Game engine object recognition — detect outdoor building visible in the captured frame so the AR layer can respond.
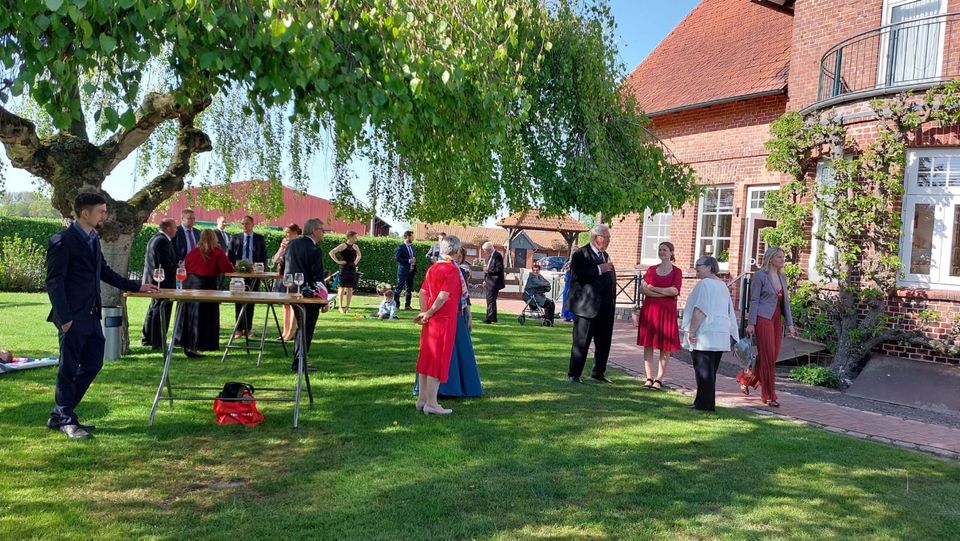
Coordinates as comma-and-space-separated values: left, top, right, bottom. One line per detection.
153, 180, 391, 236
621, 0, 960, 364
413, 222, 570, 268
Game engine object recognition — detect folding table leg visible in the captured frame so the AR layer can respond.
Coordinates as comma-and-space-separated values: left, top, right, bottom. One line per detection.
150, 300, 184, 426
221, 304, 248, 363
270, 304, 288, 357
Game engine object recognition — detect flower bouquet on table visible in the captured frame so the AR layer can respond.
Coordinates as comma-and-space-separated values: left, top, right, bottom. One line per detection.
234, 259, 253, 273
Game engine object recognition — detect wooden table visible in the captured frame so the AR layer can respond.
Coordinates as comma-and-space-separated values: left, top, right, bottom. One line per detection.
224, 271, 287, 364
127, 289, 328, 429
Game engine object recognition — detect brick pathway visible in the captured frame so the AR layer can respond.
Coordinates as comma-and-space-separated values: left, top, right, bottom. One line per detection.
494, 298, 960, 459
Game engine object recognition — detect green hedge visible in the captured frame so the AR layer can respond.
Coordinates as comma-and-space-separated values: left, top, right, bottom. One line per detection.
0, 216, 431, 292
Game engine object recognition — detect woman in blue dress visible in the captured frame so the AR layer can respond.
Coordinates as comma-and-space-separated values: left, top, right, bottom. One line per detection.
414, 247, 483, 398
560, 259, 575, 322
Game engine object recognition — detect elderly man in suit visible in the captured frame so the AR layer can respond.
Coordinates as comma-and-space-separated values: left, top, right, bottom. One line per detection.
141, 218, 178, 348
566, 224, 616, 384
284, 218, 327, 372
394, 230, 417, 310
173, 208, 200, 262
45, 192, 159, 439
481, 242, 505, 323
228, 215, 268, 338
215, 215, 231, 250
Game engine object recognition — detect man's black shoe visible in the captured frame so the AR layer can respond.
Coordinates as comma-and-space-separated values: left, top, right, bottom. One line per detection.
590, 375, 613, 384
568, 376, 584, 384
59, 424, 92, 440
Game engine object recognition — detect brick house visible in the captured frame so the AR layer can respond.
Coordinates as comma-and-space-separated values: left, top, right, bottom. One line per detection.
413, 222, 571, 267
620, 0, 960, 364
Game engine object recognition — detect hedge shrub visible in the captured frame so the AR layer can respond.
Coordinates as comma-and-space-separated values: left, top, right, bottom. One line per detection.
0, 234, 47, 291
0, 216, 432, 293
789, 364, 840, 388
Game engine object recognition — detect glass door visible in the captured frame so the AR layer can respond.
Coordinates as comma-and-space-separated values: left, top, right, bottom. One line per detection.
882, 0, 946, 86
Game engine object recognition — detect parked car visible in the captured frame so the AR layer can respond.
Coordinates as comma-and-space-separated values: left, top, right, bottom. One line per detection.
536, 256, 567, 271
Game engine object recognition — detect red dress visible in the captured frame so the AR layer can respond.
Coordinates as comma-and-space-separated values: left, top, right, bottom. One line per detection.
737, 290, 783, 402
416, 261, 463, 382
637, 265, 682, 352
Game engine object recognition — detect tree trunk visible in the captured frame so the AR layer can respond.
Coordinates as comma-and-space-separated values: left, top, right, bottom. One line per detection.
101, 232, 136, 355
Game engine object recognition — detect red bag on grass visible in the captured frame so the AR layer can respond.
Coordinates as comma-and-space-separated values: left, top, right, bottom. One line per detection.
213, 382, 264, 427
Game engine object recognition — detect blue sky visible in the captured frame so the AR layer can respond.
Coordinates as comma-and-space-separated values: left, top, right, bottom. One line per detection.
2, 1, 700, 227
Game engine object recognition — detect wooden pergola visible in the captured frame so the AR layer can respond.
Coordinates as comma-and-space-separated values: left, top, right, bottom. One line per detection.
496, 209, 588, 267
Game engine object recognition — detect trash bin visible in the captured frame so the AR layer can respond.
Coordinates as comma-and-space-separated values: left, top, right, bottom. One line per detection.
102, 306, 124, 361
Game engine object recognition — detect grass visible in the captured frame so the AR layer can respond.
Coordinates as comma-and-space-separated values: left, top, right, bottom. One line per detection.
1, 291, 959, 540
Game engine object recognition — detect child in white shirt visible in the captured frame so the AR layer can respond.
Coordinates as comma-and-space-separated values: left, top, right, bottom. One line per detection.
376, 290, 399, 320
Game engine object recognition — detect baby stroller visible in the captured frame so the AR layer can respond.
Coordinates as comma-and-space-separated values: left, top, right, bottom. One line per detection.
518, 292, 553, 326
324, 271, 341, 310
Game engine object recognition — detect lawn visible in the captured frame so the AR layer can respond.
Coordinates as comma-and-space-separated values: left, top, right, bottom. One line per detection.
1, 292, 959, 540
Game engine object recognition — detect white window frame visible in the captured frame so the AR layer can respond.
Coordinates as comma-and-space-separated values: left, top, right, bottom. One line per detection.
878, 0, 947, 88
640, 209, 673, 265
898, 148, 960, 290
695, 185, 735, 271
809, 160, 840, 282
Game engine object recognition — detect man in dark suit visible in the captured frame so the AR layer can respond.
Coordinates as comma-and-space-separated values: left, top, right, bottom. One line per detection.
566, 224, 616, 384
215, 215, 231, 250
45, 192, 159, 439
228, 215, 268, 337
481, 242, 505, 323
394, 230, 417, 310
173, 208, 200, 262
284, 218, 327, 372
140, 218, 178, 348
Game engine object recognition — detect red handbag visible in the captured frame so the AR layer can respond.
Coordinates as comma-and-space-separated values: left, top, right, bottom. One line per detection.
213, 382, 264, 427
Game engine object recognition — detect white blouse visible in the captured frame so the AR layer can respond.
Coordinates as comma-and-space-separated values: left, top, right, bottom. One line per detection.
681, 278, 740, 352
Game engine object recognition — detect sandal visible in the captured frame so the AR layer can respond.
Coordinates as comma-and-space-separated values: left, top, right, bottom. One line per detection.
768, 400, 780, 407
643, 378, 654, 389
651, 379, 663, 391
739, 384, 749, 396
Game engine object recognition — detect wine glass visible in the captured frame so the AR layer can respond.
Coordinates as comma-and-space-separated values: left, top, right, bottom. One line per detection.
283, 273, 294, 294
176, 266, 187, 283
294, 272, 304, 295
152, 268, 165, 287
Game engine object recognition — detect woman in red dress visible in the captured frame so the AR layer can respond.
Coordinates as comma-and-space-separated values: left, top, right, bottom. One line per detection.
637, 242, 682, 390
737, 246, 797, 407
415, 235, 464, 415
178, 229, 234, 357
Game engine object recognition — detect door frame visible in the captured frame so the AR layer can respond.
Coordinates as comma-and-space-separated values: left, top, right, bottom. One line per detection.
877, 0, 947, 88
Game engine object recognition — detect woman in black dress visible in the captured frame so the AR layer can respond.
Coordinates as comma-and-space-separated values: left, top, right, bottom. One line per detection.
177, 229, 235, 357
329, 230, 362, 313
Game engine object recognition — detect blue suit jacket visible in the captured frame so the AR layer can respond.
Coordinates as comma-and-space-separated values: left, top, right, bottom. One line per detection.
46, 225, 141, 328
174, 225, 201, 262
395, 243, 416, 272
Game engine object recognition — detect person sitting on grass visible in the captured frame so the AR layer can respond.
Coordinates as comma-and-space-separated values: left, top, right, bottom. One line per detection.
0, 350, 11, 363
376, 290, 399, 320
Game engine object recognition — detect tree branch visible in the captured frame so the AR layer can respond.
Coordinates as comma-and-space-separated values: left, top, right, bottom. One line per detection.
98, 92, 209, 175
126, 117, 212, 224
0, 104, 44, 176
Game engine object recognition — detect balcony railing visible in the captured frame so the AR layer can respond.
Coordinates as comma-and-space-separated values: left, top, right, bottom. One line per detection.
817, 12, 960, 104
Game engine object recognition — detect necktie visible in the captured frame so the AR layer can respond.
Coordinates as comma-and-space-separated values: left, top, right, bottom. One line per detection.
186, 229, 194, 251
244, 235, 251, 260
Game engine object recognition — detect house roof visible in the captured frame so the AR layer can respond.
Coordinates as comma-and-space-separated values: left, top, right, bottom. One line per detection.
495, 209, 587, 233
623, 0, 793, 116
414, 223, 569, 251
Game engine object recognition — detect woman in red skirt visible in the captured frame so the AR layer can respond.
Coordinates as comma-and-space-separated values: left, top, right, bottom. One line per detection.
737, 246, 797, 407
414, 236, 464, 415
637, 242, 682, 390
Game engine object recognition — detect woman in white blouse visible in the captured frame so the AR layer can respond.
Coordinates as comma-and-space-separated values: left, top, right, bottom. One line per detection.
681, 256, 740, 411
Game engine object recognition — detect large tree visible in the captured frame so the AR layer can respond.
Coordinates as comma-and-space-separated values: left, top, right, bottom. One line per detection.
0, 0, 697, 349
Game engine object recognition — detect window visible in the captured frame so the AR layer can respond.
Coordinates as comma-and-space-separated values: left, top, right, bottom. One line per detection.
881, 0, 946, 87
809, 161, 839, 282
900, 149, 960, 289
640, 210, 672, 264
695, 185, 734, 270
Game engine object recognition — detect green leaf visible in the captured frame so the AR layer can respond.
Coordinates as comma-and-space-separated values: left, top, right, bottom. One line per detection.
120, 110, 136, 129
44, 0, 63, 12
33, 14, 50, 31
99, 34, 117, 53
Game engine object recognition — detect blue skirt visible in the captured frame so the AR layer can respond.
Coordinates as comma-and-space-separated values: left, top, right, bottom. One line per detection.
413, 309, 484, 398
560, 270, 574, 321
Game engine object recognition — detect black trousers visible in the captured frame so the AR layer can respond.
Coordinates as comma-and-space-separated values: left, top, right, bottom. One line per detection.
50, 317, 104, 427
692, 350, 723, 411
141, 298, 172, 348
234, 278, 261, 332
292, 305, 320, 371
541, 299, 556, 322
395, 267, 414, 308
567, 307, 614, 378
485, 286, 500, 322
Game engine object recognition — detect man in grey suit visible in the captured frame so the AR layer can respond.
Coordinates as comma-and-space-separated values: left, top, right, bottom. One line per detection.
284, 218, 327, 372
141, 218, 178, 348
215, 215, 231, 250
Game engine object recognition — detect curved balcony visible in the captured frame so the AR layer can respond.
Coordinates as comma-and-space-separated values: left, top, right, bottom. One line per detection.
813, 12, 960, 112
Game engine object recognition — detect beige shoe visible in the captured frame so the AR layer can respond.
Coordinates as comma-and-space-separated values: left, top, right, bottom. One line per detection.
423, 405, 453, 415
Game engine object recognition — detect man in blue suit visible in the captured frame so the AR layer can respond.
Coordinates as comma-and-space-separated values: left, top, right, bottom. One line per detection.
394, 230, 417, 310
45, 192, 159, 439
173, 208, 200, 262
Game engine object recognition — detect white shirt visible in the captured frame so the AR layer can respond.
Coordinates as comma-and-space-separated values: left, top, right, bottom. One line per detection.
681, 278, 739, 351
590, 243, 606, 275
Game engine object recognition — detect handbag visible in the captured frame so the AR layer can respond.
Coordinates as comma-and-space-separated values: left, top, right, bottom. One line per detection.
213, 382, 264, 427
733, 337, 758, 371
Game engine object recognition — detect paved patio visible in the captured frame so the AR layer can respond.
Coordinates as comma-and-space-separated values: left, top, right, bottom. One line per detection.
494, 297, 960, 459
